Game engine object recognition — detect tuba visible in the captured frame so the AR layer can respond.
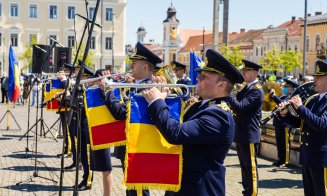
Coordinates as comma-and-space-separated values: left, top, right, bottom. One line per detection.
260, 81, 317, 126
262, 81, 282, 111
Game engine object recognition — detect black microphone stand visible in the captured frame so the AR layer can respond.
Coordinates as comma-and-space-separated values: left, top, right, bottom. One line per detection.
13, 76, 39, 157
16, 40, 60, 186
16, 77, 58, 185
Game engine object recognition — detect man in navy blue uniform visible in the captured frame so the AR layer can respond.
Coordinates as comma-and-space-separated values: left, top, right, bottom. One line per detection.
280, 60, 327, 195
227, 59, 263, 196
101, 42, 162, 196
270, 79, 298, 167
142, 49, 244, 195
173, 61, 192, 86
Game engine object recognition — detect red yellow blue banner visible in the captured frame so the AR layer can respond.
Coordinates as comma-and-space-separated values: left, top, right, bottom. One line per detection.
124, 96, 183, 192
8, 45, 21, 103
44, 79, 66, 112
84, 88, 126, 150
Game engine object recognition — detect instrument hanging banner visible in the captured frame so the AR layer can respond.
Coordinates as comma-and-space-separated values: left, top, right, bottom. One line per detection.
84, 88, 126, 150
44, 79, 66, 112
124, 96, 183, 192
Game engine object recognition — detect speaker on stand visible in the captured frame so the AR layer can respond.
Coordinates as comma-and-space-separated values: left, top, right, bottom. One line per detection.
32, 44, 52, 74
54, 47, 72, 72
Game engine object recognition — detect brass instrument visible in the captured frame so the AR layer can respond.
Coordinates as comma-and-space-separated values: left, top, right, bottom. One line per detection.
153, 65, 183, 95
79, 72, 131, 85
262, 81, 282, 111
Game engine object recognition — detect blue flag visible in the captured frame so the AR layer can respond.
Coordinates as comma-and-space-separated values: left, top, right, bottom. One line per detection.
189, 52, 203, 85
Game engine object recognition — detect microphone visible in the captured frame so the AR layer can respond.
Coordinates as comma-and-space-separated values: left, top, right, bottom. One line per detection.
34, 45, 47, 53
75, 14, 102, 28
49, 36, 65, 47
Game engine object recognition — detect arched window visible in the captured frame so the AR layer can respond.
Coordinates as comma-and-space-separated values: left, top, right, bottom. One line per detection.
306, 36, 309, 52
315, 34, 321, 51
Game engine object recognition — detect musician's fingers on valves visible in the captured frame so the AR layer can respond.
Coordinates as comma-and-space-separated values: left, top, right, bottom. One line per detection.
57, 71, 67, 80
279, 101, 289, 116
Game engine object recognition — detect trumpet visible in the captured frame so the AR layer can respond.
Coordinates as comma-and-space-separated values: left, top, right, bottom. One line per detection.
102, 82, 190, 97
79, 72, 131, 84
41, 72, 70, 77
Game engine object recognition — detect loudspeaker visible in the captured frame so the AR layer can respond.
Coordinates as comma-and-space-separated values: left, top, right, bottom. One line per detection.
32, 44, 52, 73
54, 47, 72, 72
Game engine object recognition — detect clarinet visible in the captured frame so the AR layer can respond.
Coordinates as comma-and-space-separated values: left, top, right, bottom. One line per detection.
40, 91, 64, 108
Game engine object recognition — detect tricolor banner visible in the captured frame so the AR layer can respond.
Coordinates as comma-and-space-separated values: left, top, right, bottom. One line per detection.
84, 87, 126, 150
124, 96, 183, 192
44, 79, 66, 112
7, 45, 21, 103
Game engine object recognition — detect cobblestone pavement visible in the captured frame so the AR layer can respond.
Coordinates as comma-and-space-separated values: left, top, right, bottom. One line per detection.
0, 103, 303, 195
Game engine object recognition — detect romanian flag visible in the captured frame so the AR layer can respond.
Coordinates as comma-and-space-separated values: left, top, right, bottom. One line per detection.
44, 79, 66, 112
7, 45, 21, 103
84, 87, 126, 150
124, 96, 183, 191
189, 52, 204, 85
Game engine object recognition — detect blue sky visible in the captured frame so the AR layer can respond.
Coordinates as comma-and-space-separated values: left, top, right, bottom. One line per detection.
125, 0, 327, 45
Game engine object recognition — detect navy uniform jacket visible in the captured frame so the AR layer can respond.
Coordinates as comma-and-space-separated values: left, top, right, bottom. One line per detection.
283, 93, 327, 167
228, 81, 264, 143
176, 76, 192, 85
148, 98, 235, 196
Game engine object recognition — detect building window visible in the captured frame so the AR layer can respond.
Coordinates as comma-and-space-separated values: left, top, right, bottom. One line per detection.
281, 46, 284, 51
68, 36, 75, 48
306, 36, 309, 52
88, 7, 95, 20
0, 33, 2, 46
49, 35, 57, 45
106, 8, 113, 21
90, 36, 96, 49
29, 34, 37, 46
29, 4, 37, 18
50, 5, 57, 19
105, 37, 112, 50
68, 6, 75, 19
10, 3, 19, 17
260, 48, 263, 56
11, 33, 18, 47
315, 35, 321, 51
255, 47, 258, 56
294, 45, 298, 51
0, 3, 2, 16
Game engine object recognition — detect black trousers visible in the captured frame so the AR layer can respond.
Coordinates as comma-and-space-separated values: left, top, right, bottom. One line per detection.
236, 143, 259, 196
302, 166, 327, 196
1, 88, 8, 102
275, 122, 291, 164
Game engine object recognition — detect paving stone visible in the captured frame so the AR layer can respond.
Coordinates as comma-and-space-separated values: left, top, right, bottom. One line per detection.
0, 103, 303, 195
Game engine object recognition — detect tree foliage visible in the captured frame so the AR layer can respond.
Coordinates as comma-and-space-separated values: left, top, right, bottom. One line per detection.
19, 36, 37, 70
219, 44, 245, 68
259, 47, 283, 72
72, 43, 95, 69
280, 50, 302, 73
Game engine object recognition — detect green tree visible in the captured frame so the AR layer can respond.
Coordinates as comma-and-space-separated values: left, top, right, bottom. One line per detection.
219, 44, 245, 68
259, 47, 283, 73
19, 36, 37, 70
72, 43, 95, 69
280, 50, 302, 73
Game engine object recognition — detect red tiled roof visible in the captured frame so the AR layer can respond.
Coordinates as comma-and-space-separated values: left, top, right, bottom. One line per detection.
230, 29, 266, 45
179, 31, 244, 53
277, 19, 302, 36
179, 29, 212, 46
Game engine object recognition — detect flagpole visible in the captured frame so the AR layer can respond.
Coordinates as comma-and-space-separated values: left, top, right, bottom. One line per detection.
7, 102, 10, 130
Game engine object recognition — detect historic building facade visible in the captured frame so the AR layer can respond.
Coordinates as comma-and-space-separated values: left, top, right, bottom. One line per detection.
301, 12, 327, 74
0, 0, 126, 75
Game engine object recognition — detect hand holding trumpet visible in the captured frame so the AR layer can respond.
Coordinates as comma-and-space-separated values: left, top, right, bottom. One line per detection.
142, 76, 170, 103
278, 95, 302, 116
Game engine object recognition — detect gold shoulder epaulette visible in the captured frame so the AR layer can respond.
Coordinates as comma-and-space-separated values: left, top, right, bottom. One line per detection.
217, 101, 232, 113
